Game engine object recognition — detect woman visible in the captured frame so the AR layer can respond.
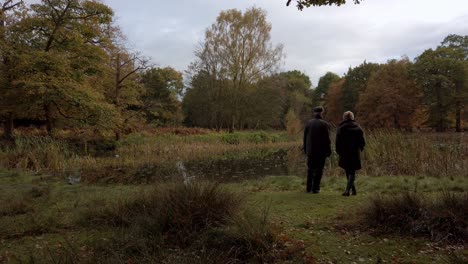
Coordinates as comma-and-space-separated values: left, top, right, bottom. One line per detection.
335, 111, 365, 196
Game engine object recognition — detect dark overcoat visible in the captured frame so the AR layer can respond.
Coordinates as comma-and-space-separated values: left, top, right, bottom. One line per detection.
335, 119, 365, 170
303, 115, 332, 158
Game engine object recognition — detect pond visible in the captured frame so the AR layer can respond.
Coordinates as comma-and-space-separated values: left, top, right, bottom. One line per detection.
180, 148, 308, 182
77, 147, 309, 184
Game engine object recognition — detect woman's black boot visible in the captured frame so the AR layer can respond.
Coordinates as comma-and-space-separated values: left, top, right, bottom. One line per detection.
342, 181, 352, 196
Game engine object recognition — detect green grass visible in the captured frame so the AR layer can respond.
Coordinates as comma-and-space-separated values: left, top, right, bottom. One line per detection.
0, 131, 467, 262
234, 176, 467, 263
0, 168, 466, 263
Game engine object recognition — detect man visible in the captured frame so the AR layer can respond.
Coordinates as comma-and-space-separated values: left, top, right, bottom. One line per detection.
335, 111, 365, 196
303, 106, 331, 193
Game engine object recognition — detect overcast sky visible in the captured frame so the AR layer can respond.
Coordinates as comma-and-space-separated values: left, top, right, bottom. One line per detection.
48, 0, 468, 85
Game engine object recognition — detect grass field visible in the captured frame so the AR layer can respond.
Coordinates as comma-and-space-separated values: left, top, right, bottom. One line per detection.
239, 176, 467, 263
0, 130, 467, 263
0, 170, 466, 263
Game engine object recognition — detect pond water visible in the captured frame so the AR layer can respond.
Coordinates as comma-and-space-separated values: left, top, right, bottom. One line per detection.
181, 148, 307, 182
78, 147, 310, 184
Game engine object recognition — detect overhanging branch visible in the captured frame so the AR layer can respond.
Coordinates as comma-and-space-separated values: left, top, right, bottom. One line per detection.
287, 0, 361, 10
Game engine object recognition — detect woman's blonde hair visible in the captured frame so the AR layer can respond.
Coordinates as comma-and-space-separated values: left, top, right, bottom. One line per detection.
343, 111, 354, 120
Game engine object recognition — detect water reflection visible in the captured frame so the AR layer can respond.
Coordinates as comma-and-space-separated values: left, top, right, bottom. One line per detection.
183, 148, 307, 182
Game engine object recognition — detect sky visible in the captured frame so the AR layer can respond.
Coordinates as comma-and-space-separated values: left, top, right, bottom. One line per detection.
30, 0, 468, 86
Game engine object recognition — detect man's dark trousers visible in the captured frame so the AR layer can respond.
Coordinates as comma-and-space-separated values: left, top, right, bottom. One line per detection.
307, 155, 326, 193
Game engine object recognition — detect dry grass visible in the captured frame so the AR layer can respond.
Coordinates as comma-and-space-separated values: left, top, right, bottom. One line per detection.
360, 192, 468, 244
75, 181, 306, 263
84, 181, 244, 246
0, 130, 466, 183
359, 131, 467, 177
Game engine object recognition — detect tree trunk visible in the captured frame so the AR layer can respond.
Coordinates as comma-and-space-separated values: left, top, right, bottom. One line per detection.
44, 104, 53, 135
455, 103, 461, 132
230, 118, 235, 133
3, 112, 14, 139
436, 117, 444, 132
114, 54, 121, 141
393, 114, 400, 130
435, 82, 444, 132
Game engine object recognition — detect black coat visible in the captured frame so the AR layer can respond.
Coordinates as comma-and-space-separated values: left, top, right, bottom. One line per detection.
336, 120, 365, 170
303, 115, 332, 158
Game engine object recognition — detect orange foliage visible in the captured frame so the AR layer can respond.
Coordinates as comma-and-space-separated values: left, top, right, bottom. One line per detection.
357, 60, 422, 130
324, 79, 345, 127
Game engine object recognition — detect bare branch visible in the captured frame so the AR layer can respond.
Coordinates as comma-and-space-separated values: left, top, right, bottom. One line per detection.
44, 0, 60, 20
118, 65, 147, 85
2, 0, 22, 11
51, 100, 74, 119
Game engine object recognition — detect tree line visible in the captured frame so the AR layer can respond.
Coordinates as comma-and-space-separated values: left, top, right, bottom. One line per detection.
182, 6, 467, 132
320, 34, 467, 132
1, 2, 466, 139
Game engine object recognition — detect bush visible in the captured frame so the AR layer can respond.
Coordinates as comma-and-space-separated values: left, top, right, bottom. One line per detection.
0, 136, 73, 172
286, 109, 302, 135
248, 131, 270, 144
0, 199, 30, 217
193, 209, 310, 263
428, 192, 468, 242
361, 192, 468, 243
82, 181, 308, 263
85, 181, 243, 246
221, 133, 241, 145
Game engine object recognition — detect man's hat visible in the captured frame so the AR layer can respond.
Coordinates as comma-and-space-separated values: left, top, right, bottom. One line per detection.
313, 106, 324, 113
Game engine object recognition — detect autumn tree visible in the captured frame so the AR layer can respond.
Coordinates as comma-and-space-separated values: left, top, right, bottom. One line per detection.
357, 59, 422, 130
276, 70, 313, 125
341, 61, 380, 113
183, 70, 231, 129
324, 79, 344, 126
189, 7, 283, 131
99, 46, 149, 140
313, 71, 340, 106
243, 78, 283, 129
439, 34, 468, 132
12, 0, 116, 135
141, 67, 183, 126
414, 43, 466, 132
183, 71, 283, 130
0, 0, 23, 138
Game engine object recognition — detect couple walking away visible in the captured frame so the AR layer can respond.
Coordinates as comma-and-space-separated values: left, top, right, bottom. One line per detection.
303, 107, 365, 196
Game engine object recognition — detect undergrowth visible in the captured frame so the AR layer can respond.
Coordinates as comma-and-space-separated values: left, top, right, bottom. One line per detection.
360, 192, 467, 244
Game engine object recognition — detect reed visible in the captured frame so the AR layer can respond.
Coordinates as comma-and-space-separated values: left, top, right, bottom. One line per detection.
0, 130, 466, 183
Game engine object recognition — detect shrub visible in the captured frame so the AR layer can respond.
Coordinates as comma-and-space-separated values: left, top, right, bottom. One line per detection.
286, 109, 302, 135
221, 133, 241, 145
197, 209, 277, 262
0, 199, 30, 217
0, 136, 73, 172
248, 131, 269, 144
361, 192, 468, 243
363, 192, 425, 234
81, 181, 308, 262
85, 181, 243, 246
428, 192, 468, 242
